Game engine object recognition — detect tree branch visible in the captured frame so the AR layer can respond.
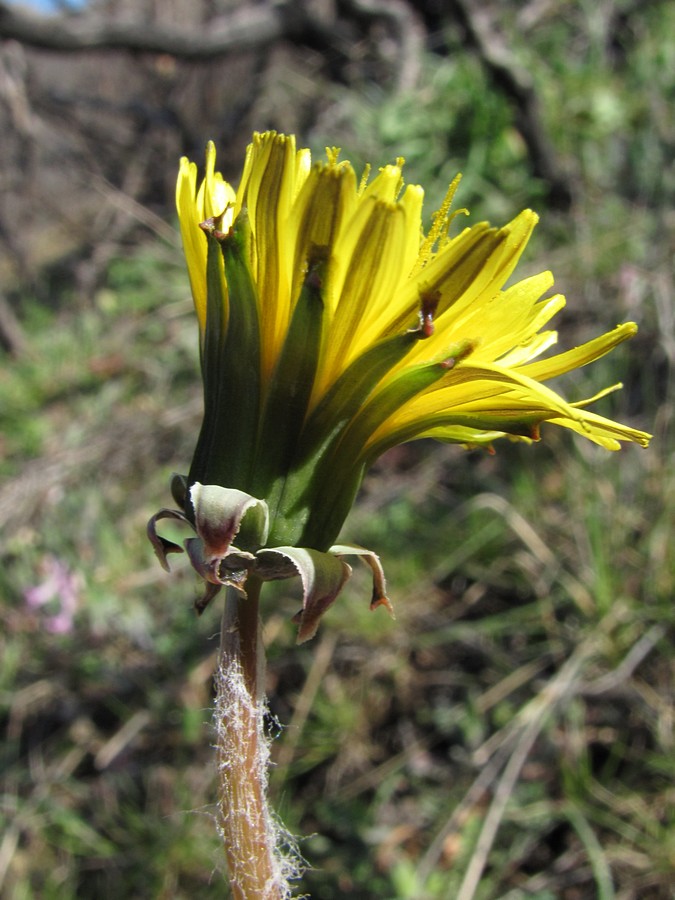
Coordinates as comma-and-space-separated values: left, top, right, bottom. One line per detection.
451, 0, 573, 210
0, 1, 302, 59
342, 0, 424, 92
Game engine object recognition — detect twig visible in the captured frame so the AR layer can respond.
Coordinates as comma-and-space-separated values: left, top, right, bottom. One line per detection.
342, 0, 424, 92
94, 710, 152, 770
273, 631, 337, 778
582, 625, 665, 696
452, 604, 626, 900
0, 293, 26, 356
449, 0, 573, 209
0, 2, 294, 59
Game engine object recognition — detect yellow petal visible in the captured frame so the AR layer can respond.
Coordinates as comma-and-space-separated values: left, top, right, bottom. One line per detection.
517, 323, 638, 380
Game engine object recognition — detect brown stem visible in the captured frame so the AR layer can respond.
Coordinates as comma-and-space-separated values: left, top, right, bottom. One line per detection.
215, 576, 288, 899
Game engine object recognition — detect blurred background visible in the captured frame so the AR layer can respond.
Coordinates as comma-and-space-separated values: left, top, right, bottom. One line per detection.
0, 0, 672, 897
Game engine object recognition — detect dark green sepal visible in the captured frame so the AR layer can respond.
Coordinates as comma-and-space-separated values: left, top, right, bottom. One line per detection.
296, 460, 366, 551
188, 213, 262, 492
261, 308, 430, 546
296, 342, 473, 549
297, 329, 421, 462
263, 301, 447, 547
324, 341, 473, 474
250, 254, 325, 502
186, 233, 227, 493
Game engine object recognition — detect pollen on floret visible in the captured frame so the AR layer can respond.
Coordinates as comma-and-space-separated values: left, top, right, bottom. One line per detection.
414, 174, 464, 273
357, 163, 372, 196
325, 146, 341, 166
394, 158, 405, 199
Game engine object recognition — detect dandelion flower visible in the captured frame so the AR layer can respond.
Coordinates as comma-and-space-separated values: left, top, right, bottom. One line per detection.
149, 131, 650, 641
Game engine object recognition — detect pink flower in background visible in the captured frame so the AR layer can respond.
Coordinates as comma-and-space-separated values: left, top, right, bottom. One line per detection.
24, 555, 82, 634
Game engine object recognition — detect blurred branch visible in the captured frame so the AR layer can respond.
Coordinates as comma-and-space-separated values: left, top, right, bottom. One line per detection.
0, 1, 305, 59
450, 0, 573, 210
0, 293, 26, 356
454, 602, 628, 900
342, 0, 424, 91
0, 0, 422, 89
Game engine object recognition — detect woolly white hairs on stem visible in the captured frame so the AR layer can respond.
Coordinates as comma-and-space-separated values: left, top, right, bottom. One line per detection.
214, 653, 304, 899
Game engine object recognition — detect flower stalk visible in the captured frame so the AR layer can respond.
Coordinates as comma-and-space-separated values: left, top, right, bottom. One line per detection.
214, 577, 289, 900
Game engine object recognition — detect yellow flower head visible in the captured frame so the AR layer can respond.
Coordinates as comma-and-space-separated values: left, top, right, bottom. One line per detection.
151, 131, 650, 638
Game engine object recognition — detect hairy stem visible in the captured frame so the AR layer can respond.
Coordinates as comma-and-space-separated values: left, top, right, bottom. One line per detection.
215, 576, 288, 899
